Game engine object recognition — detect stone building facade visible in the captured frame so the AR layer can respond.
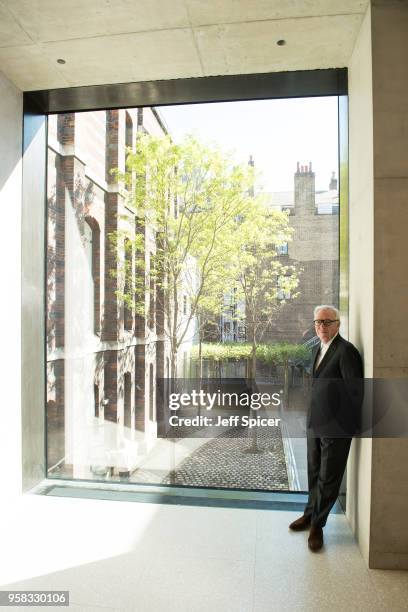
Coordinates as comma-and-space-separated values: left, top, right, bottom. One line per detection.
203, 161, 339, 347
46, 107, 172, 479
267, 162, 339, 343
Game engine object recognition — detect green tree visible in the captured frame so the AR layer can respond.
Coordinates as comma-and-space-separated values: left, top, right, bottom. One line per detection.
230, 198, 301, 379
113, 133, 256, 378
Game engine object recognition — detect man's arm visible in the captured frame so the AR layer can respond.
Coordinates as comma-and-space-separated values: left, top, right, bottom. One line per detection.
339, 343, 364, 433
339, 344, 364, 379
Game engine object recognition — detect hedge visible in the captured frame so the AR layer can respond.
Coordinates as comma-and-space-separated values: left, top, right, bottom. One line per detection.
191, 342, 310, 366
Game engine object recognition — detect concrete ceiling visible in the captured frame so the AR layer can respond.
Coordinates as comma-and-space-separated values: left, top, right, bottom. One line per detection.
0, 0, 369, 92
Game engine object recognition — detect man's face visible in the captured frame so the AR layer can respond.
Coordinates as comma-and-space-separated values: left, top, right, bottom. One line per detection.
314, 308, 340, 344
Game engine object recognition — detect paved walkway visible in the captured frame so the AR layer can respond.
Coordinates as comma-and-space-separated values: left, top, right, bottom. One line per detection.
162, 425, 289, 490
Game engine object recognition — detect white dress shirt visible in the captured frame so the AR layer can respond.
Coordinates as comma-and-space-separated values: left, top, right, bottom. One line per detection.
315, 332, 339, 370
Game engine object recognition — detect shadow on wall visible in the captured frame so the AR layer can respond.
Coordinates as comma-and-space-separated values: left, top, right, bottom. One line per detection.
0, 72, 23, 192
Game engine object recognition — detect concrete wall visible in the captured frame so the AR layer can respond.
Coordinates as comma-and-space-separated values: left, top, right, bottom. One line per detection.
370, 0, 408, 570
347, 0, 408, 569
0, 71, 23, 498
346, 4, 374, 566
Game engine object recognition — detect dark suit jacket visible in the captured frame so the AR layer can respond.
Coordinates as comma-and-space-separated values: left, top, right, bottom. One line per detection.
307, 334, 364, 436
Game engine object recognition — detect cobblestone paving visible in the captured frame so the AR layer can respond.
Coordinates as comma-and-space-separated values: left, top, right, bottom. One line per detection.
161, 425, 289, 490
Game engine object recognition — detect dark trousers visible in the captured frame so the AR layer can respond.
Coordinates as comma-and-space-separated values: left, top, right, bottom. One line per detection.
304, 435, 352, 528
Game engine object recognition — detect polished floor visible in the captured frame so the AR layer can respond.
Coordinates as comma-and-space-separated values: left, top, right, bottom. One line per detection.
0, 493, 407, 611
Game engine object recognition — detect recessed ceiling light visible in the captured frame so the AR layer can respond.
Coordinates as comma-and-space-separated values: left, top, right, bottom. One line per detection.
277, 39, 286, 46
57, 58, 66, 64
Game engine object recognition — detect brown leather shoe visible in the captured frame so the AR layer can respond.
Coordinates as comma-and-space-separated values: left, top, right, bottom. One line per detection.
308, 526, 324, 551
289, 515, 311, 531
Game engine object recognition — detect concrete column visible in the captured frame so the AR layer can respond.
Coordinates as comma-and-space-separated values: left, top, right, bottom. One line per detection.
347, 0, 408, 569
370, 0, 408, 570
0, 71, 23, 497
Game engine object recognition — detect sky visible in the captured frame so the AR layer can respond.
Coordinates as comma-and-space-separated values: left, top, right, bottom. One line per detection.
158, 97, 338, 193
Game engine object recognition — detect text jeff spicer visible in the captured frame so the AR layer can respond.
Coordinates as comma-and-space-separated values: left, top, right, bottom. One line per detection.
168, 415, 281, 428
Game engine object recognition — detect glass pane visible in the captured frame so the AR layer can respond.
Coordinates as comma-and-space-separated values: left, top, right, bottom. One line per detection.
46, 98, 339, 491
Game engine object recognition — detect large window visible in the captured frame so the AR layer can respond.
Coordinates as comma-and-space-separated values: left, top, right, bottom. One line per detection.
45, 94, 339, 492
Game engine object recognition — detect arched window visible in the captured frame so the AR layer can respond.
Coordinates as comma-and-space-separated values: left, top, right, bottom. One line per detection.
84, 217, 101, 335
149, 363, 155, 421
124, 372, 132, 429
124, 238, 133, 331
94, 383, 99, 418
47, 399, 65, 473
125, 111, 133, 151
149, 252, 155, 330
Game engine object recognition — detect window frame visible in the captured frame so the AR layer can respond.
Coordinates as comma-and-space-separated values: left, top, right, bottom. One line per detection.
22, 69, 348, 495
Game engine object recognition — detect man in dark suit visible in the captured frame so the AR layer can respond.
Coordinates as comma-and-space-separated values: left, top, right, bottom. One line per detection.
289, 305, 363, 551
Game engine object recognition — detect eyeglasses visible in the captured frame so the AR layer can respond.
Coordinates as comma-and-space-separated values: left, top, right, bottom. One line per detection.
314, 319, 339, 327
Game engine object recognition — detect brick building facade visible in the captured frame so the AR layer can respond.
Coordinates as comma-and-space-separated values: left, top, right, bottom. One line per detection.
267, 162, 339, 343
46, 107, 172, 478
203, 161, 339, 347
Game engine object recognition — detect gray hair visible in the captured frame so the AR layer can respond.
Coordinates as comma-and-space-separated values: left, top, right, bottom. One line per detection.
313, 304, 340, 319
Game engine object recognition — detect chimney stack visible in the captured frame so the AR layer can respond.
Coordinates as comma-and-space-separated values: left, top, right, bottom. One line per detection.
294, 161, 316, 214
329, 171, 338, 191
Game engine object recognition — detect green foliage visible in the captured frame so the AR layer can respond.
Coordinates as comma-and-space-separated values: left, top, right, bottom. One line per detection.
191, 342, 253, 362
229, 196, 301, 344
109, 131, 302, 376
256, 342, 310, 365
192, 342, 311, 365
110, 133, 260, 374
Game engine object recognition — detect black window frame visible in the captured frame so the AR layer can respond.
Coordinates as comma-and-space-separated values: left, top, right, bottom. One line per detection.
21, 68, 348, 502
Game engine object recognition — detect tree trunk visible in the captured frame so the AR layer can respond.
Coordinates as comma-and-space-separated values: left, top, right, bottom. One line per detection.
251, 341, 257, 381
170, 343, 178, 391
198, 323, 203, 381
283, 359, 289, 408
